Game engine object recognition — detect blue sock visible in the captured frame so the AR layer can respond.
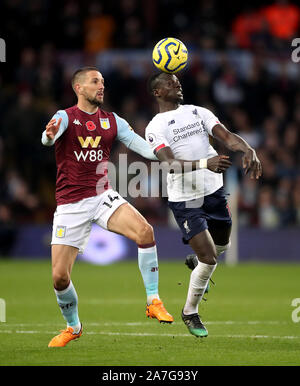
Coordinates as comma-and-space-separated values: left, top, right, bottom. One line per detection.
54, 281, 80, 331
138, 244, 159, 304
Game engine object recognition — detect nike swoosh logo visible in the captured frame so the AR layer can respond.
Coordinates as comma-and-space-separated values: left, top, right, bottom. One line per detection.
174, 43, 181, 55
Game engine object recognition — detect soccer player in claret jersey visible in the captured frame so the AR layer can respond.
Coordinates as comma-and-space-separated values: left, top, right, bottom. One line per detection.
42, 67, 173, 348
146, 72, 262, 338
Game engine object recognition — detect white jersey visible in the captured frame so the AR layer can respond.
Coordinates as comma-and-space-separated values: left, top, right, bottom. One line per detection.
145, 104, 223, 202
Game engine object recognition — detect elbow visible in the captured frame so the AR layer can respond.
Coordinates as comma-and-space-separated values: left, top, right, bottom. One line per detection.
41, 138, 53, 147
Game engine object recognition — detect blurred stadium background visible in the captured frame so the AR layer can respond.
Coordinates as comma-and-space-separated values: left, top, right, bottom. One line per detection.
0, 0, 300, 264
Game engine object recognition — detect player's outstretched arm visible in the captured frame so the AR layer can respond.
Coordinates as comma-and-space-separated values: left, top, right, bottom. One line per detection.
41, 110, 68, 146
156, 146, 232, 174
41, 118, 61, 146
126, 132, 158, 161
114, 112, 158, 160
46, 117, 62, 140
212, 124, 262, 179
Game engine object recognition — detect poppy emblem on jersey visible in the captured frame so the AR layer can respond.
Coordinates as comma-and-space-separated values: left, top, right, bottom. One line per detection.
86, 121, 96, 131
100, 118, 110, 130
56, 225, 66, 238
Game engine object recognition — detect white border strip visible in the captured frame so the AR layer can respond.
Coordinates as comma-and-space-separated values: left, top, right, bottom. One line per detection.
0, 320, 288, 327
0, 329, 298, 340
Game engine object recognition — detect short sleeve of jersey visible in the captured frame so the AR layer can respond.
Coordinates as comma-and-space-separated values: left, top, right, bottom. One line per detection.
52, 110, 68, 132
145, 116, 170, 154
114, 112, 135, 147
199, 107, 221, 136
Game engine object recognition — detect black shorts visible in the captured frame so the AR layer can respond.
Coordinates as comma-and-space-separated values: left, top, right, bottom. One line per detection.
168, 186, 232, 244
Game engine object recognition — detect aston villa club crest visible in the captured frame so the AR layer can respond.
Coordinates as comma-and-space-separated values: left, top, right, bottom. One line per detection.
100, 118, 110, 130
56, 225, 66, 238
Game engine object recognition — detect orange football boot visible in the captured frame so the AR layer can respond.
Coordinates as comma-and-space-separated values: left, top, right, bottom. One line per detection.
48, 325, 82, 347
146, 299, 174, 323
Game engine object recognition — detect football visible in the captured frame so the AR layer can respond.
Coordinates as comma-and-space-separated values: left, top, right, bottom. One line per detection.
152, 37, 188, 74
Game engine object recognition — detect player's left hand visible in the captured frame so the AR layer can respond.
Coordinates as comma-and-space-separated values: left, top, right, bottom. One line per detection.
207, 155, 232, 173
242, 148, 262, 179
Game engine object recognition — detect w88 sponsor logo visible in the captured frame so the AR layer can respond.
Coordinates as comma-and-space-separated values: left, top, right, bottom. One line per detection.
74, 135, 103, 162
74, 149, 103, 162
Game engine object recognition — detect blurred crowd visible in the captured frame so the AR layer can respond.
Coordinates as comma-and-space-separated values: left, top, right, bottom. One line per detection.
0, 0, 300, 254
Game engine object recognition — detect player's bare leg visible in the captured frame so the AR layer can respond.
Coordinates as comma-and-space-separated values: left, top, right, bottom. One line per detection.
48, 245, 82, 347
108, 203, 173, 323
185, 224, 232, 270
51, 244, 78, 290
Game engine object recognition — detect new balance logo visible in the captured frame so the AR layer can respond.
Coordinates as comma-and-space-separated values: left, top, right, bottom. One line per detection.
192, 108, 200, 119
168, 120, 175, 125
73, 119, 82, 125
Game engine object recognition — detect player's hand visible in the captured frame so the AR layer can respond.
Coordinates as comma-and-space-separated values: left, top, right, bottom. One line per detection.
242, 148, 262, 179
207, 155, 232, 173
45, 117, 62, 140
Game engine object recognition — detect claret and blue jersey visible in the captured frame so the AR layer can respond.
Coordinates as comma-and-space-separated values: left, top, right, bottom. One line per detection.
42, 107, 138, 150
41, 105, 156, 205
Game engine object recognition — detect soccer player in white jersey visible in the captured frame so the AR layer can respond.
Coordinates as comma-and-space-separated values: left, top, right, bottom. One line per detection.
146, 72, 262, 337
42, 67, 173, 347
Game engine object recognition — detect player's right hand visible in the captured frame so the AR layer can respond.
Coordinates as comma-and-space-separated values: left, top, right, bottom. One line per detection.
207, 155, 232, 173
45, 117, 62, 140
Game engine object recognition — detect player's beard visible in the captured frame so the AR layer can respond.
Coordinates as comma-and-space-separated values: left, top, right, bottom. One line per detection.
177, 95, 184, 104
170, 95, 184, 105
167, 90, 184, 105
176, 91, 184, 104
86, 96, 102, 107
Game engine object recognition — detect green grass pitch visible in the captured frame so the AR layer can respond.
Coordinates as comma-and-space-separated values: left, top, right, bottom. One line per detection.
0, 259, 299, 366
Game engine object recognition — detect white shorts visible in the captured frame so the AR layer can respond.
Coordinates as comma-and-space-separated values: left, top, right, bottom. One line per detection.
51, 189, 127, 254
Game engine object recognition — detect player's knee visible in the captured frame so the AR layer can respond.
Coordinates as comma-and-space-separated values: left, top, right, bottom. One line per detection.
201, 256, 217, 265
198, 250, 217, 265
135, 222, 154, 245
52, 271, 70, 291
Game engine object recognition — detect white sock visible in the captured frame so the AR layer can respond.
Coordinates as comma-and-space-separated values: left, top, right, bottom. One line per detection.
183, 262, 217, 315
147, 294, 160, 305
68, 322, 81, 334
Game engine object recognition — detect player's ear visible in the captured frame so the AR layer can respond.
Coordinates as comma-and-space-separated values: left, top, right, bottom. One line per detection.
153, 88, 161, 98
74, 83, 82, 96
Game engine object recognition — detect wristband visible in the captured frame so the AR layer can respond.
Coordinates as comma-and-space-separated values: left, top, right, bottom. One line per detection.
198, 159, 207, 169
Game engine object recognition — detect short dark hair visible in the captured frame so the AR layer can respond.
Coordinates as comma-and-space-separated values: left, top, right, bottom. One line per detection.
71, 66, 99, 92
147, 72, 165, 95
